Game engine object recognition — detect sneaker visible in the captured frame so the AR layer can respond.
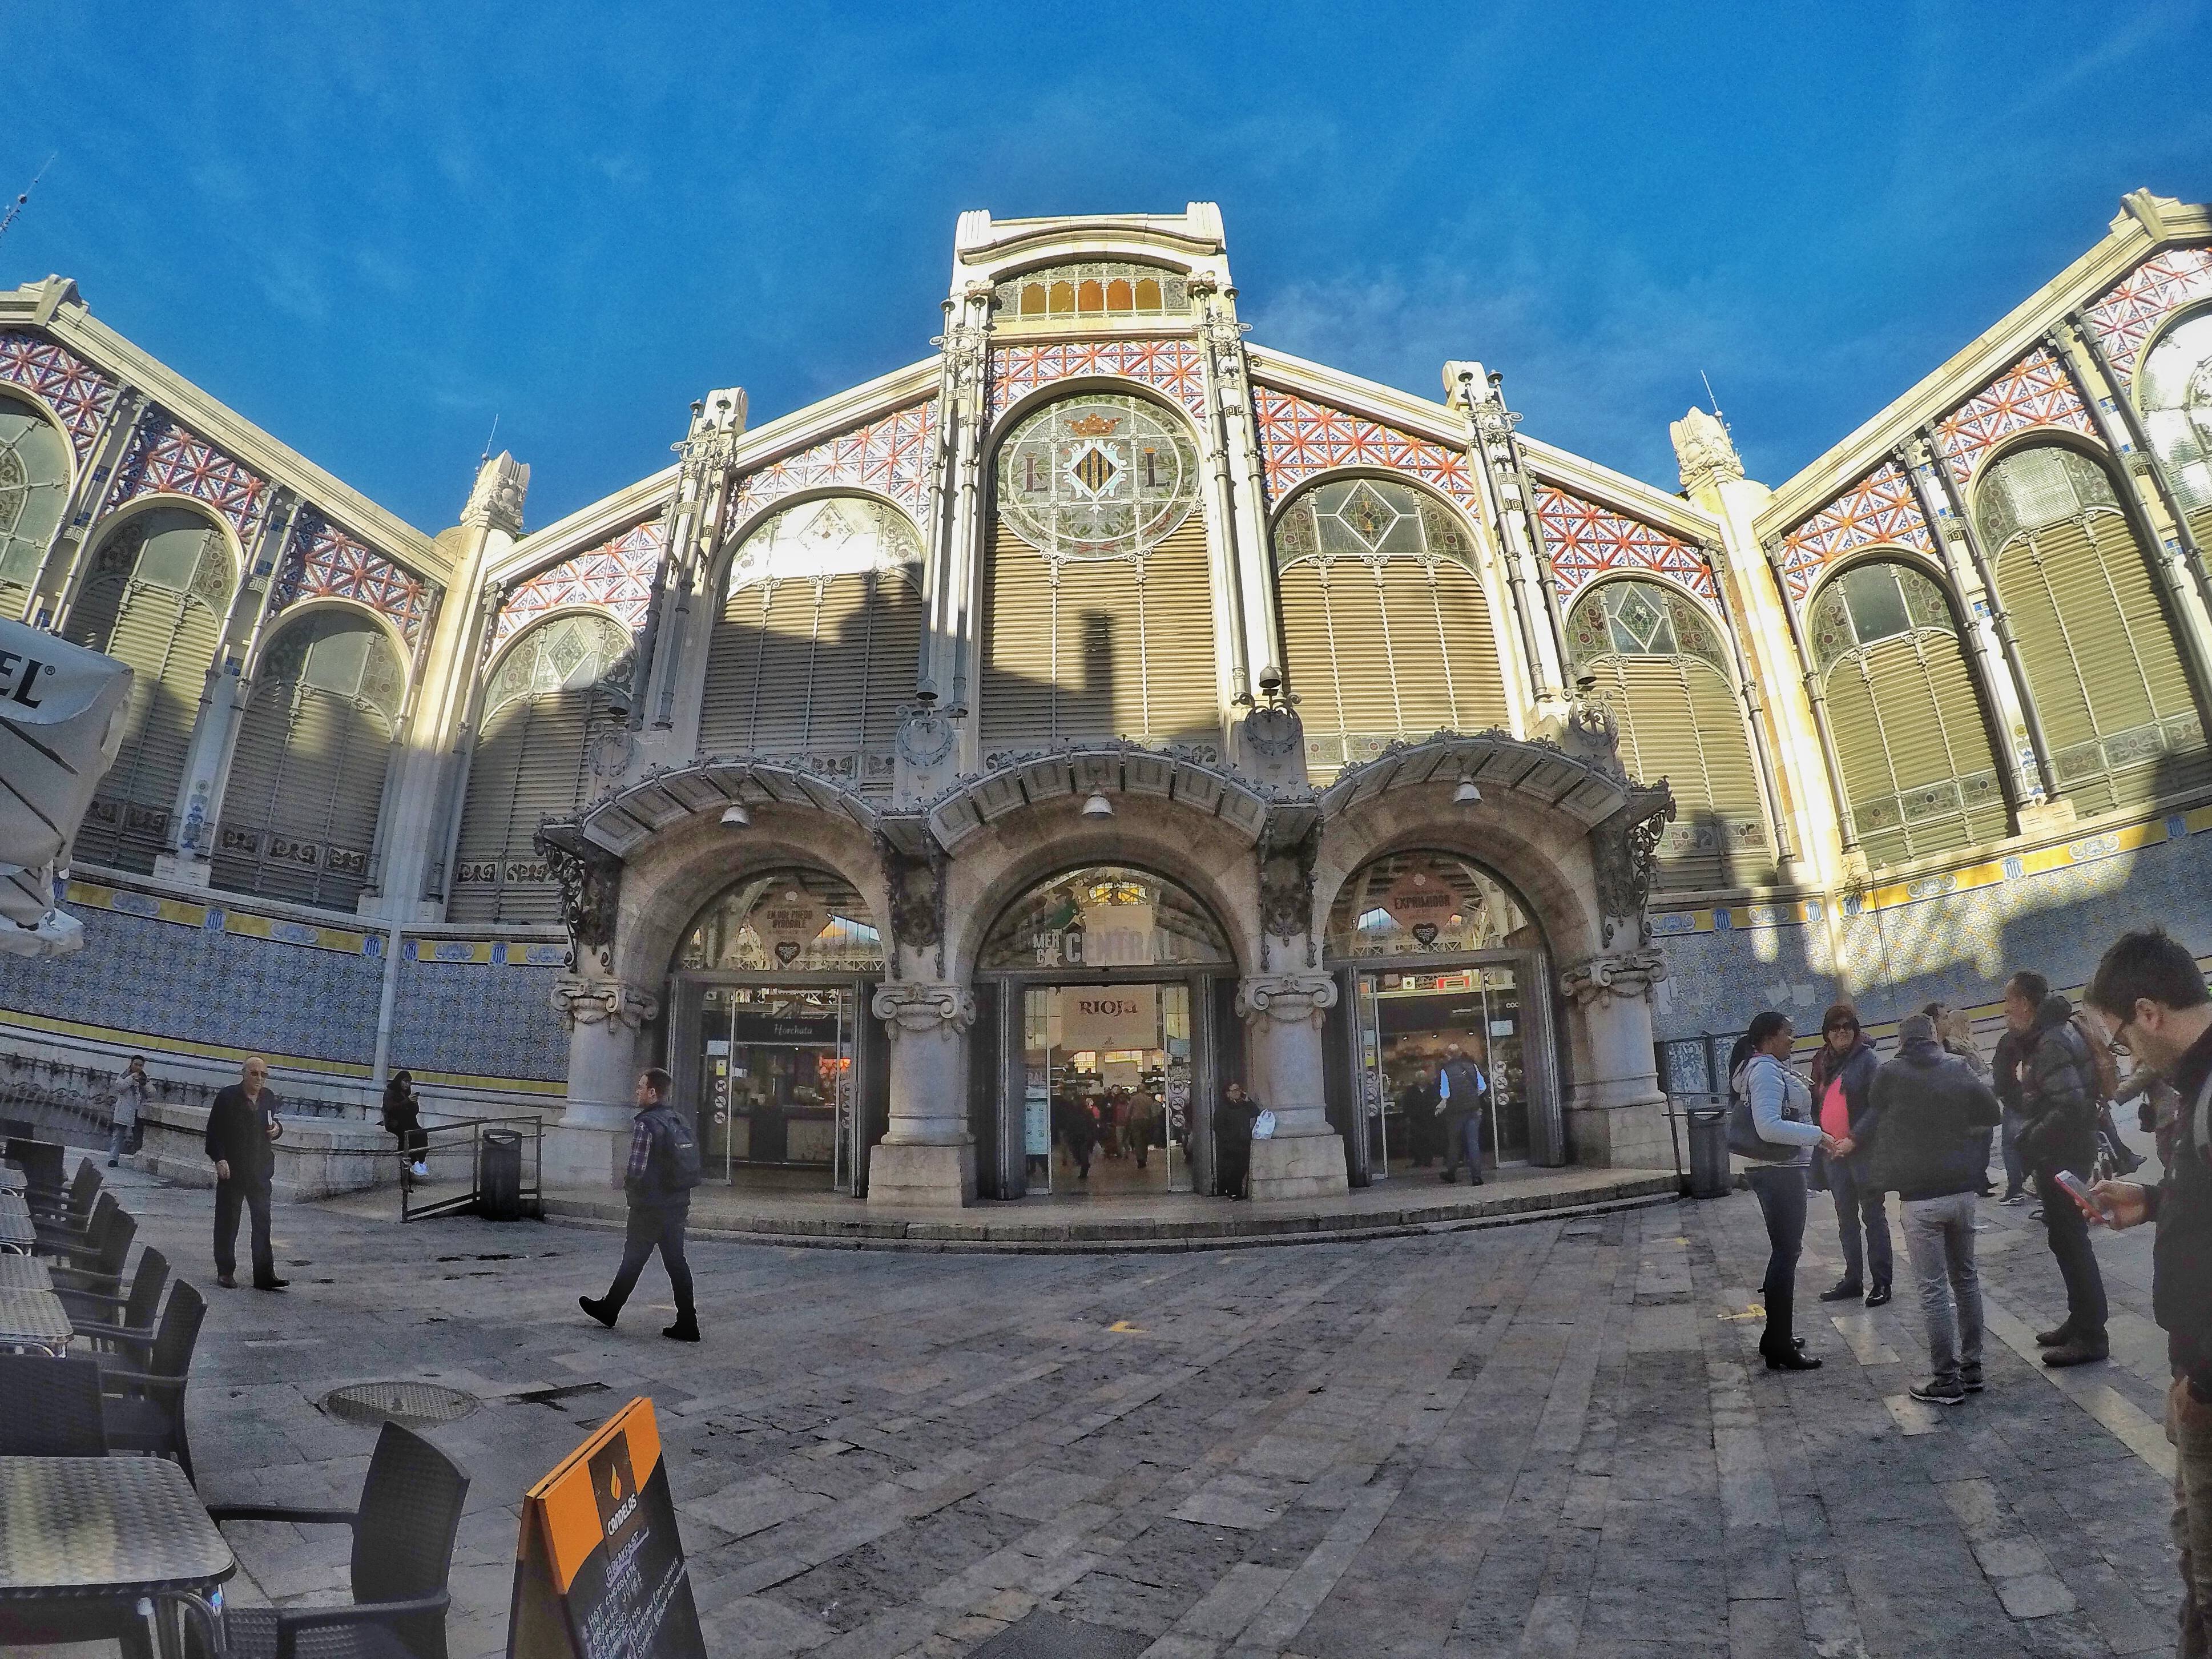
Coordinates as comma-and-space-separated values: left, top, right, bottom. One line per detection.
1909, 1379, 1967, 1405
1961, 1371, 1985, 1393
2028, 1207, 2044, 1221
2000, 1192, 2027, 1206
412, 1162, 430, 1177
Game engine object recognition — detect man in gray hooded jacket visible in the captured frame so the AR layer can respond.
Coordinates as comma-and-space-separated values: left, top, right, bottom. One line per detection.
1871, 1014, 2004, 1404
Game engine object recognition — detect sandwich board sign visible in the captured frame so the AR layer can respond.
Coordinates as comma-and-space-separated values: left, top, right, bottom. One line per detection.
508, 1397, 706, 1659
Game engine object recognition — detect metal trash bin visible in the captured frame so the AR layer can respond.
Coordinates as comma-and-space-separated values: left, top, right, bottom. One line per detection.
1686, 1107, 1731, 1200
478, 1129, 523, 1222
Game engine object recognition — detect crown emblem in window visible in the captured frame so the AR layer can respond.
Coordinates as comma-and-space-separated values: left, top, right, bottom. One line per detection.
1067, 413, 1119, 437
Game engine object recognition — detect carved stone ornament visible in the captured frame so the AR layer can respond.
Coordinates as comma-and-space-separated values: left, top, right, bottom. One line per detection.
1558, 950, 1669, 1008
1256, 825, 1319, 955
534, 829, 623, 970
1589, 784, 1676, 948
874, 830, 949, 967
1239, 703, 1302, 761
1560, 690, 1624, 779
871, 982, 977, 1038
550, 978, 659, 1031
462, 452, 531, 535
1234, 973, 1340, 1026
1669, 407, 1743, 495
895, 703, 957, 770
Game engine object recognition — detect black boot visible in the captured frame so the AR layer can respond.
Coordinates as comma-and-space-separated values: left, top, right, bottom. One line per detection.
1762, 1283, 1823, 1371
2034, 1319, 2074, 1347
579, 1295, 617, 1328
663, 1312, 700, 1343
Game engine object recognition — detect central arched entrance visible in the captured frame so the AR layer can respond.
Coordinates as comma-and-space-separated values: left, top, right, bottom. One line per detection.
971, 863, 1238, 1199
1322, 849, 1564, 1181
665, 863, 889, 1193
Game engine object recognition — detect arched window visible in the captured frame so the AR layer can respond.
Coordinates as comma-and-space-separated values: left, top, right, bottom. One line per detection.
1978, 442, 2209, 814
213, 611, 404, 909
994, 263, 1189, 321
981, 394, 1219, 760
675, 864, 885, 972
64, 506, 233, 872
1565, 579, 1771, 889
698, 496, 924, 792
978, 865, 1232, 971
2137, 309, 2212, 563
449, 613, 633, 924
1324, 851, 1534, 957
1274, 477, 1509, 777
1810, 560, 2007, 865
0, 390, 69, 615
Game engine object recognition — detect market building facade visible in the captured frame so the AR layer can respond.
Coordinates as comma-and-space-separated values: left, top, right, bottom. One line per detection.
6, 193, 2212, 1208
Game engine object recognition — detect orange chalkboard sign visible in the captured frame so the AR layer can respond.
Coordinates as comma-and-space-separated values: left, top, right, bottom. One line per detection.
507, 1397, 706, 1659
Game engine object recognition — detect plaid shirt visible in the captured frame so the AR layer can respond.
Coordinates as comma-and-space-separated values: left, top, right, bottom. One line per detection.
626, 1113, 656, 1181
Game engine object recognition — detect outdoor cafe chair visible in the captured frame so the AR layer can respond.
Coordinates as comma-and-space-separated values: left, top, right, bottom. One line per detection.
0, 1352, 110, 1455
8, 1137, 75, 1205
43, 1193, 137, 1295
24, 1155, 99, 1225
99, 1279, 205, 1484
209, 1420, 472, 1659
59, 1245, 168, 1354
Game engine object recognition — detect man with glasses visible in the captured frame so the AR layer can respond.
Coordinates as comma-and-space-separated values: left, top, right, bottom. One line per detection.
2081, 929, 2212, 1656
205, 1055, 287, 1292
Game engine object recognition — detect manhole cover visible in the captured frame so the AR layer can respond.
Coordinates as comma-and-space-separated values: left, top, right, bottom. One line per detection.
321, 1381, 480, 1430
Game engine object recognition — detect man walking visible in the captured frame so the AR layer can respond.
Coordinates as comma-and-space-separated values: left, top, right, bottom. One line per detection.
1869, 1013, 2003, 1405
205, 1056, 286, 1291
2084, 928, 2212, 1657
2005, 969, 2109, 1366
581, 1069, 701, 1341
1438, 1044, 1488, 1185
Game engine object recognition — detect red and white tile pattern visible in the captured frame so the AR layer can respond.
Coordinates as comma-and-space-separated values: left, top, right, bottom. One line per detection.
272, 508, 433, 645
1250, 384, 1476, 508
729, 401, 935, 526
1935, 347, 2098, 484
494, 518, 666, 653
2084, 245, 2212, 388
0, 330, 119, 461
1536, 486, 1715, 602
105, 412, 269, 538
1776, 460, 1935, 599
989, 340, 1208, 423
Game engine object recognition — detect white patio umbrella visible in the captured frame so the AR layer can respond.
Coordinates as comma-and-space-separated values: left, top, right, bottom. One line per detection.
0, 616, 133, 957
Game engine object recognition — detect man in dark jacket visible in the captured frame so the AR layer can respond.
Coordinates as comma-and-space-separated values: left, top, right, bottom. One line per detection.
205, 1055, 287, 1291
1992, 1020, 2033, 1203
2082, 928, 2212, 1654
1438, 1045, 1488, 1185
1870, 1014, 2004, 1404
1811, 1006, 1889, 1306
581, 1069, 700, 1341
2006, 971, 2108, 1365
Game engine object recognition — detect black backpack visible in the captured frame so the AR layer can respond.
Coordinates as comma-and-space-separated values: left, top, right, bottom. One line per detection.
653, 1107, 703, 1192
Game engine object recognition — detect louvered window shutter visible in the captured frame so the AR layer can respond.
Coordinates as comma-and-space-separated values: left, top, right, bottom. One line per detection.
65, 582, 217, 872
1592, 656, 1771, 890
1824, 630, 2004, 867
857, 574, 924, 793
450, 685, 609, 924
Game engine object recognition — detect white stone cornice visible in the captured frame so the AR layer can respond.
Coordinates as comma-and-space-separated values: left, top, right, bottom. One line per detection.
1234, 973, 1339, 1026
871, 982, 977, 1038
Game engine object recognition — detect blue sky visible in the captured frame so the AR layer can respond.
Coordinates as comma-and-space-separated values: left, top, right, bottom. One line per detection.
5, 4, 2207, 535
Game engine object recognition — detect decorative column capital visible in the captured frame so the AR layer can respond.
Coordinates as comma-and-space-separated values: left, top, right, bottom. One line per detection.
551, 978, 659, 1031
871, 982, 976, 1038
1558, 949, 1669, 1008
1234, 973, 1339, 1026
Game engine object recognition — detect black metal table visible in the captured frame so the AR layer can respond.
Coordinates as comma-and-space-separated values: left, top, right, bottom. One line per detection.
0, 1255, 52, 1291
0, 1455, 235, 1653
0, 1192, 33, 1254
0, 1288, 73, 1356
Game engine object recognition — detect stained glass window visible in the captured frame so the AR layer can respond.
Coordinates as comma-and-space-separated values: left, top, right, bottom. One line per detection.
1274, 477, 1477, 572
2139, 309, 2212, 515
996, 263, 1187, 320
994, 395, 1202, 563
1564, 579, 1727, 673
0, 391, 68, 593
1809, 562, 1957, 674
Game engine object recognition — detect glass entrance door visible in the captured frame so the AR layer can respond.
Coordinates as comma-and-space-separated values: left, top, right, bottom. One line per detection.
1016, 982, 1193, 1195
1353, 964, 1530, 1175
696, 985, 855, 1188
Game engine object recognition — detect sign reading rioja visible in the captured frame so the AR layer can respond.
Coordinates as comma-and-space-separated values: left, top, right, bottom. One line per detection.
1060, 985, 1161, 1054
508, 1398, 706, 1659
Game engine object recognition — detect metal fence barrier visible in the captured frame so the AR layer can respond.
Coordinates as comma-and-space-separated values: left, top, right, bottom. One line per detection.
401, 1116, 545, 1223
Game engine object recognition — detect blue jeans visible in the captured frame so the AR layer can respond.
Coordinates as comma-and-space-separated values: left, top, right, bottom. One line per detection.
1829, 1158, 1892, 1288
107, 1122, 131, 1162
1444, 1109, 1484, 1178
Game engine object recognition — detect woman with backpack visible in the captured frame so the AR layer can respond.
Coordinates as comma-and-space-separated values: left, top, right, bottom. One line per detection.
1730, 1012, 1844, 1371
381, 1070, 428, 1185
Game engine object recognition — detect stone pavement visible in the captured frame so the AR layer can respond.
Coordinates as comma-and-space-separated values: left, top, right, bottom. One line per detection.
34, 1148, 2187, 1658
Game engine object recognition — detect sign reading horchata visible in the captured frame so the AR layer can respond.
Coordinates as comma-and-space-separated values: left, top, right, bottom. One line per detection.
508, 1398, 705, 1659
1060, 985, 1160, 1055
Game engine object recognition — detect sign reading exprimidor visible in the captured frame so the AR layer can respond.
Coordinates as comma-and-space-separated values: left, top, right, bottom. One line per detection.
508, 1398, 706, 1659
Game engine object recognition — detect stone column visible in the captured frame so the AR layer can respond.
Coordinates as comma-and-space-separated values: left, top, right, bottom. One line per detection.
542, 977, 656, 1189
1558, 949, 1671, 1169
1235, 972, 1349, 1202
865, 981, 977, 1208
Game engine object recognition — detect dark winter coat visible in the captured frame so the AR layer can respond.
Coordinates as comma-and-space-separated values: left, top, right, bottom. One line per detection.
1808, 1036, 1881, 1187
1868, 1037, 2004, 1200
204, 1084, 280, 1182
2018, 993, 2098, 1174
2146, 1022, 2212, 1394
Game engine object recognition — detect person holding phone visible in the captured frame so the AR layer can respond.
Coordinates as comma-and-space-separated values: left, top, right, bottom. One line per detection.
2006, 971, 2110, 1366
2080, 928, 2212, 1652
1731, 1012, 1842, 1371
